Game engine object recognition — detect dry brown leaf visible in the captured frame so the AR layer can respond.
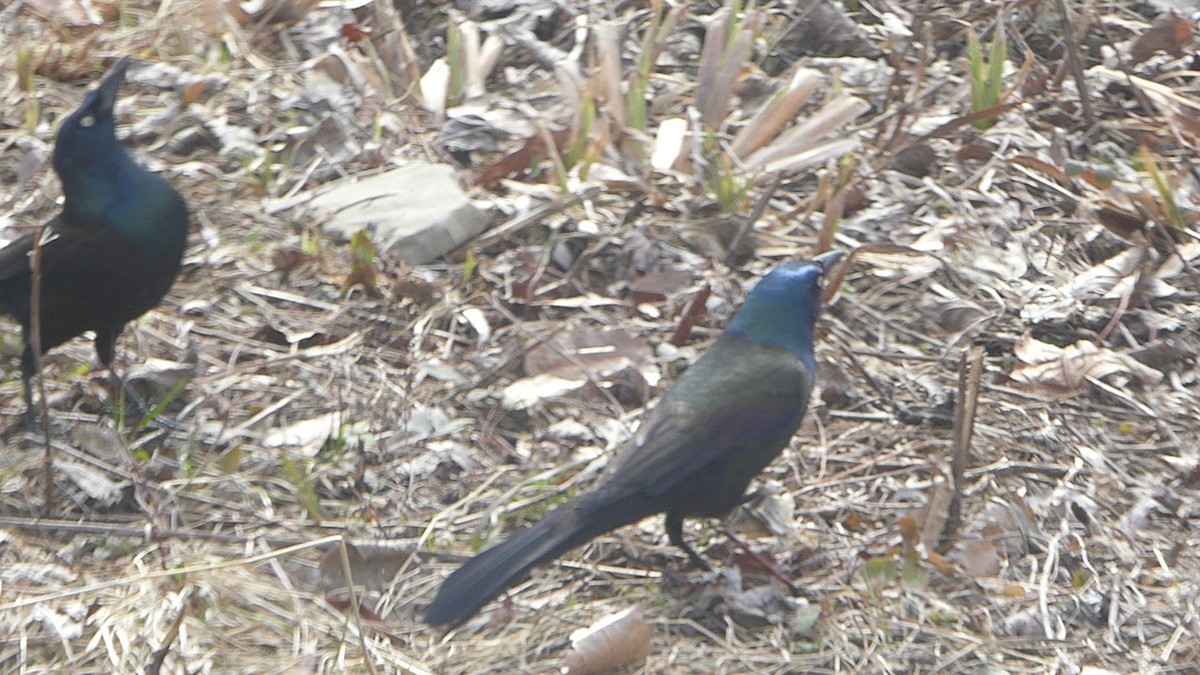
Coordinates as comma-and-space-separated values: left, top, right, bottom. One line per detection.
729, 68, 822, 159
628, 269, 692, 303
955, 538, 1002, 577
914, 481, 954, 553
318, 542, 408, 598
977, 498, 1036, 557
949, 497, 1034, 577
564, 606, 652, 675
1066, 248, 1142, 300
504, 328, 660, 408
1129, 13, 1192, 65
1009, 336, 1163, 392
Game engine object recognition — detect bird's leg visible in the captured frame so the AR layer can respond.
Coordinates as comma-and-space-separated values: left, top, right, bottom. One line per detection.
96, 330, 148, 423
106, 365, 150, 424
22, 374, 39, 429
666, 512, 712, 571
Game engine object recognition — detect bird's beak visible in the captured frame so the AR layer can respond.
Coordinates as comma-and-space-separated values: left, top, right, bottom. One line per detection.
812, 250, 846, 275
94, 57, 130, 113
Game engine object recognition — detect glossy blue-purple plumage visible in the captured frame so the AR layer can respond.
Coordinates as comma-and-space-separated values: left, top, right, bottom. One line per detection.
425, 253, 843, 626
0, 58, 189, 422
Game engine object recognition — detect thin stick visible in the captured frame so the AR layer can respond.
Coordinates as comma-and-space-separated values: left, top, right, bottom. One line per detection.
940, 346, 984, 552
30, 229, 53, 512
1054, 0, 1094, 125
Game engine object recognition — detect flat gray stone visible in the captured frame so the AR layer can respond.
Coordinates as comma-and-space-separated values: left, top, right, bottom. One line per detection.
306, 163, 489, 265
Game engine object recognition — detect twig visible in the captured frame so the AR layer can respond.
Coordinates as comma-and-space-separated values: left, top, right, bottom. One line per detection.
725, 174, 781, 265
336, 539, 378, 675
1054, 0, 1094, 125
147, 586, 192, 675
472, 184, 603, 249
31, 229, 52, 512
940, 346, 983, 553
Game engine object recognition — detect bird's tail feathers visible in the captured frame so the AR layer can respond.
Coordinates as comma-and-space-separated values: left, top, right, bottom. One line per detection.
425, 492, 652, 626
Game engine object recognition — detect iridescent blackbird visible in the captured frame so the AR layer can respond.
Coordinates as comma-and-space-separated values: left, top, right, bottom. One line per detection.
426, 253, 843, 626
0, 57, 189, 423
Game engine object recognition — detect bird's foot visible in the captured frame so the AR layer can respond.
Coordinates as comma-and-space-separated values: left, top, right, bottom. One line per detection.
680, 543, 713, 572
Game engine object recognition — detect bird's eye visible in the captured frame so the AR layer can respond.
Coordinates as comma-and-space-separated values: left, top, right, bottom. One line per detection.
79, 114, 95, 128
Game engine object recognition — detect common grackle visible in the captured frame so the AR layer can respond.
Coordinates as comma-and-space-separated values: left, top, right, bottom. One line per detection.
0, 57, 189, 424
425, 252, 844, 626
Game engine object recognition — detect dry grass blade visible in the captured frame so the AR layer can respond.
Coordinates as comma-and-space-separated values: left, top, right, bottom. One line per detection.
730, 68, 822, 160
592, 23, 625, 131
364, 0, 423, 98
744, 96, 870, 171
459, 20, 504, 100
695, 10, 755, 130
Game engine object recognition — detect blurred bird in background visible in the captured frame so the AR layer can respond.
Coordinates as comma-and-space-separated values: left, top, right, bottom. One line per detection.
0, 57, 189, 425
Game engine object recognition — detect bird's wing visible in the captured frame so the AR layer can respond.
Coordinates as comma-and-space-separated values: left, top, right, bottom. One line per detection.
601, 339, 813, 498
0, 230, 37, 287
0, 217, 128, 308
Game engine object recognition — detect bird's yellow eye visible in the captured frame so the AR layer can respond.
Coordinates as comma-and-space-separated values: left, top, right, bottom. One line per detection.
79, 114, 95, 128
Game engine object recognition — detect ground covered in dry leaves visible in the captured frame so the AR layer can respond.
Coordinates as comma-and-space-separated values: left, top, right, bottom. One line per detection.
2, 0, 1199, 673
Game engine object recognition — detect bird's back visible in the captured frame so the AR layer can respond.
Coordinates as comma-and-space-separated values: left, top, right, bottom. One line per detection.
597, 336, 813, 518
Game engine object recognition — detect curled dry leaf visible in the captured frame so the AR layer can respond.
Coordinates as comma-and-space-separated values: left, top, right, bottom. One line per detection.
419, 59, 451, 115
503, 328, 660, 408
1128, 13, 1192, 65
954, 538, 1002, 577
318, 542, 410, 604
124, 356, 195, 404
950, 497, 1036, 578
55, 461, 127, 507
563, 606, 652, 675
32, 604, 87, 641
730, 482, 794, 537
1009, 335, 1163, 393
1065, 248, 1142, 300
628, 269, 692, 303
923, 296, 991, 335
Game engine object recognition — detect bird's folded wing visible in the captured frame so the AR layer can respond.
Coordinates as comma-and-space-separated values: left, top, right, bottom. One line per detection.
602, 347, 812, 498
7, 218, 125, 280
0, 230, 37, 287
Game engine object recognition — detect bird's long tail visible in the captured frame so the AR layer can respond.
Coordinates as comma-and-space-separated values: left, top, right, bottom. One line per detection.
425, 492, 653, 626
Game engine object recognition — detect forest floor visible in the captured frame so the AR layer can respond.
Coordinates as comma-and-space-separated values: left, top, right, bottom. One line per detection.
1, 0, 1198, 673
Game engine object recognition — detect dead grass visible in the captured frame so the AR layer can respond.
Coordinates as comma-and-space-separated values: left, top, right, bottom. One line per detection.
2, 0, 1199, 673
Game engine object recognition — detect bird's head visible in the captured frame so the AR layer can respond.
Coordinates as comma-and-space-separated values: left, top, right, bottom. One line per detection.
53, 57, 128, 190
725, 252, 844, 366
